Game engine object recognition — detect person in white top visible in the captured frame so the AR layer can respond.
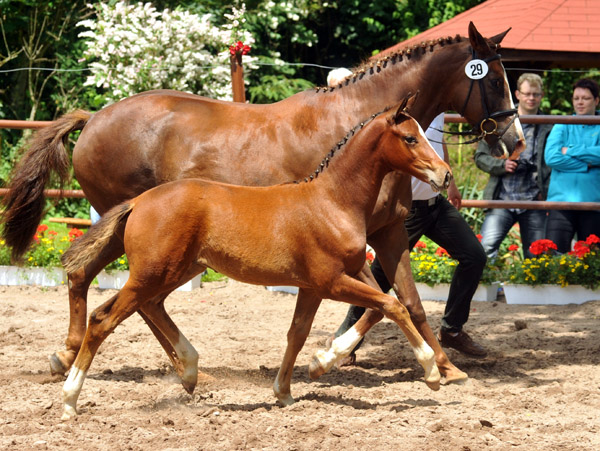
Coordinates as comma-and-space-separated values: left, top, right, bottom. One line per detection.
332, 109, 488, 361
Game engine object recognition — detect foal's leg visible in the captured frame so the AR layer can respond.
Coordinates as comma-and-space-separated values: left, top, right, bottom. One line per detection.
50, 235, 125, 375
309, 262, 381, 379
138, 296, 199, 394
273, 288, 322, 406
312, 224, 467, 383
329, 274, 440, 390
372, 231, 467, 383
62, 284, 148, 420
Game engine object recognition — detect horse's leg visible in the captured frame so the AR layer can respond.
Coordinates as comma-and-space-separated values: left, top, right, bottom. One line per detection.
138, 296, 199, 394
370, 224, 467, 383
309, 262, 383, 379
330, 274, 440, 390
50, 235, 125, 375
62, 284, 148, 420
273, 288, 322, 406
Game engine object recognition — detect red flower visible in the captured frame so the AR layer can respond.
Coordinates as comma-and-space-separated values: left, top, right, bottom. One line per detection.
571, 240, 591, 258
415, 241, 427, 249
229, 40, 251, 56
435, 247, 449, 257
68, 228, 84, 242
365, 251, 375, 264
586, 234, 600, 246
37, 224, 48, 233
508, 244, 519, 252
476, 234, 483, 242
529, 239, 557, 256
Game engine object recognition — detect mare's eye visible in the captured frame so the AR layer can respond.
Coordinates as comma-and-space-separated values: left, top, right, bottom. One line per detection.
491, 78, 502, 90
405, 136, 417, 144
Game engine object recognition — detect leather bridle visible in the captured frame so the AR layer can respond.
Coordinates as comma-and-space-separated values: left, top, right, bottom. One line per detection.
432, 50, 518, 145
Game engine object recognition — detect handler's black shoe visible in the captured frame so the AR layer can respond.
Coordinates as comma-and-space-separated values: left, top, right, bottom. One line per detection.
438, 329, 487, 358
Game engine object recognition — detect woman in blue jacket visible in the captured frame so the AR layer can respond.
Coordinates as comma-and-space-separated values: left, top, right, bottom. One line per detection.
544, 78, 600, 253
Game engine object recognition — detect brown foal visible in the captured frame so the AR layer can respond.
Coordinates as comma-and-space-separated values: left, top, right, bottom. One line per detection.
59, 98, 451, 419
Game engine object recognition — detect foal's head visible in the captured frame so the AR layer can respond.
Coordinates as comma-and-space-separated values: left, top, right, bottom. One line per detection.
382, 94, 452, 192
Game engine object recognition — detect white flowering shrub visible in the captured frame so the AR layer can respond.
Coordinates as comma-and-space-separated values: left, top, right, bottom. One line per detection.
78, 2, 255, 103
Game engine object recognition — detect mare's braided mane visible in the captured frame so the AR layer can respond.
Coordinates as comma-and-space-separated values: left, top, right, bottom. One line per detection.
316, 34, 465, 93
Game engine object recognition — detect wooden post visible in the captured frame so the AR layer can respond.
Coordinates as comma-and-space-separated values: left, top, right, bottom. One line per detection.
230, 53, 245, 103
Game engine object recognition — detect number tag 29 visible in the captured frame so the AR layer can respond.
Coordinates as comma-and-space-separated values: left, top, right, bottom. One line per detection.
465, 59, 489, 80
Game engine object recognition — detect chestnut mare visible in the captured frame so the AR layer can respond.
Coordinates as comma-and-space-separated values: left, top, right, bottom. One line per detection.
59, 99, 450, 419
2, 23, 524, 386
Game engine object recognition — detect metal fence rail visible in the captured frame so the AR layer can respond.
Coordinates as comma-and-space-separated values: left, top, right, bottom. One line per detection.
2, 115, 599, 211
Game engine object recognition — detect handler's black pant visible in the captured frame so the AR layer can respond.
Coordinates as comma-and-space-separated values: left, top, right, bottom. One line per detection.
335, 195, 486, 345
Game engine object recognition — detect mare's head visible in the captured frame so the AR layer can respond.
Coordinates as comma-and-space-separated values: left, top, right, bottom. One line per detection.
382, 94, 452, 192
453, 22, 525, 158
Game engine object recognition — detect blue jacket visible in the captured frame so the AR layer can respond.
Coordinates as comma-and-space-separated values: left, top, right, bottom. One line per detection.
544, 114, 600, 202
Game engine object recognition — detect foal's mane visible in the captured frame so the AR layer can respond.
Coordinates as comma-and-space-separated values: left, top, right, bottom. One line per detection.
292, 107, 392, 185
316, 34, 467, 93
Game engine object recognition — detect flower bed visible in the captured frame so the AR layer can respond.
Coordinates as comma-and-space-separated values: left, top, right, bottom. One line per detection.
503, 236, 600, 289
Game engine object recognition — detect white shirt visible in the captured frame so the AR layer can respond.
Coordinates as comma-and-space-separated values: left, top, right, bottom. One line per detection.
411, 113, 445, 201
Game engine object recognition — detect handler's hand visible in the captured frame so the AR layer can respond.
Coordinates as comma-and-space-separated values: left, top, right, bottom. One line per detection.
447, 180, 462, 210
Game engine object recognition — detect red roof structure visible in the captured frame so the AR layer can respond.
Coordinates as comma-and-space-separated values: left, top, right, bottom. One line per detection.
380, 0, 600, 69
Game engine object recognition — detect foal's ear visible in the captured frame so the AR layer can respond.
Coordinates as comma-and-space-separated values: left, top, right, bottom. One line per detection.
391, 92, 418, 124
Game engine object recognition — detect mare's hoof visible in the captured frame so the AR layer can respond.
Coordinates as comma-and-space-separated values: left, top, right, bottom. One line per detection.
49, 353, 69, 376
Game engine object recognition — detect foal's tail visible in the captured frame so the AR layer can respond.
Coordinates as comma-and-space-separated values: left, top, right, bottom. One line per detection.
61, 201, 135, 274
1, 110, 92, 262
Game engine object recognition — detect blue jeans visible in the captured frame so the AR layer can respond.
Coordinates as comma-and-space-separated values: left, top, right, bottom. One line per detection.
480, 209, 546, 259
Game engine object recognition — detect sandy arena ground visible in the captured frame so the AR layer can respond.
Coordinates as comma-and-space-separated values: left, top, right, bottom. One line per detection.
1, 281, 599, 450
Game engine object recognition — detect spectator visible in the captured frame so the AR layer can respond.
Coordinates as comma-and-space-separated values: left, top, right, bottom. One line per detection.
475, 73, 553, 259
332, 112, 488, 361
544, 78, 600, 253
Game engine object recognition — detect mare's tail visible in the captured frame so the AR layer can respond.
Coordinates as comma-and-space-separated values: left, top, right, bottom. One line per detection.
1, 110, 92, 262
61, 202, 134, 274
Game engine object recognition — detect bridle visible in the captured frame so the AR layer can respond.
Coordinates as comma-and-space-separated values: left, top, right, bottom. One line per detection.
431, 49, 518, 145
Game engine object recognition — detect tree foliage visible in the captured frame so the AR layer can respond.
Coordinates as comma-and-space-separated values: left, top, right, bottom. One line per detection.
0, 0, 598, 219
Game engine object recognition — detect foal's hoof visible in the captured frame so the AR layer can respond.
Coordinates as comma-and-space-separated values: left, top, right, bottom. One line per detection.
49, 353, 69, 376
442, 367, 468, 385
61, 405, 77, 421
425, 378, 441, 391
276, 393, 295, 407
308, 353, 327, 380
